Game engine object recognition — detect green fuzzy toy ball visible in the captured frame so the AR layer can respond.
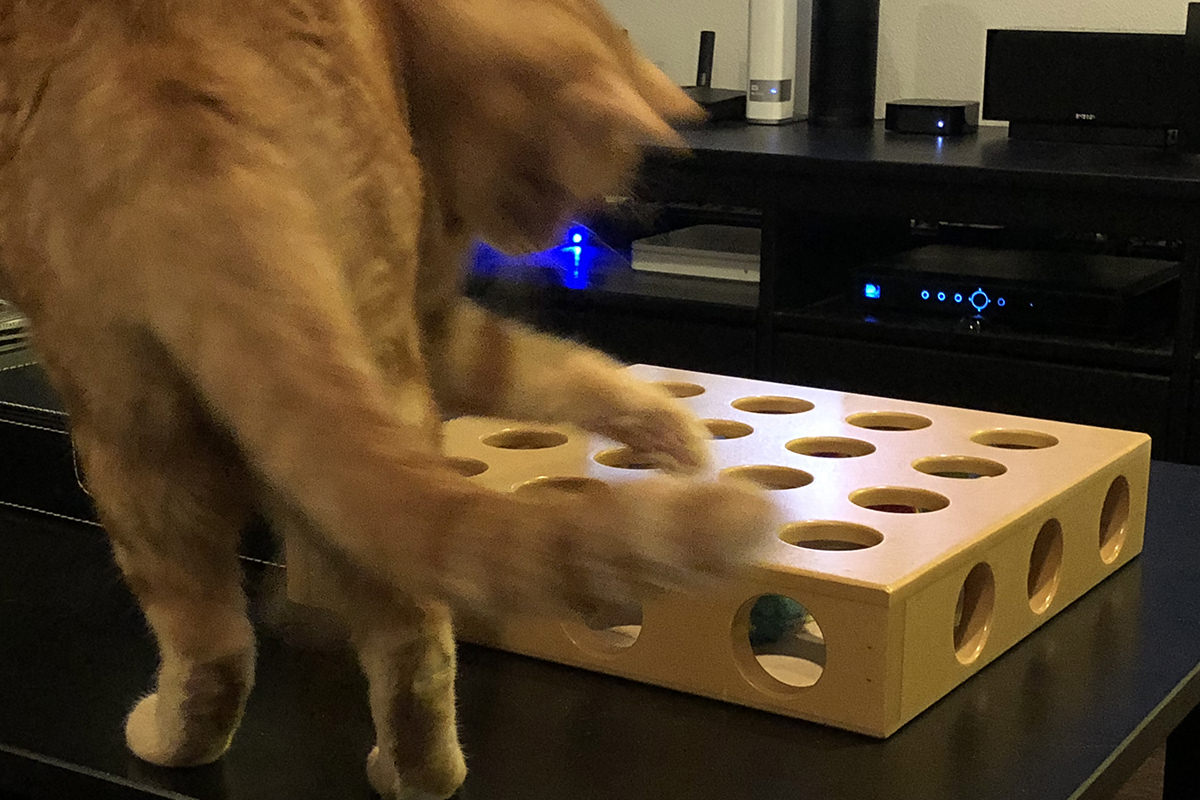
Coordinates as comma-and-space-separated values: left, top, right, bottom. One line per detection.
748, 595, 810, 647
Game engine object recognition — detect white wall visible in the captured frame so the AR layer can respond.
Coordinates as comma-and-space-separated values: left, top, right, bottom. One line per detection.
602, 0, 1192, 119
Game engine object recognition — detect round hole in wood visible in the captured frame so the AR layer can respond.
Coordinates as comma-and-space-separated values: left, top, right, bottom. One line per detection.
731, 395, 815, 415
1099, 475, 1131, 565
1028, 519, 1064, 614
970, 428, 1059, 450
733, 594, 825, 691
481, 428, 569, 450
912, 455, 1007, 479
705, 419, 755, 440
593, 447, 666, 470
722, 465, 814, 490
786, 436, 876, 459
445, 456, 488, 478
655, 380, 705, 398
780, 521, 884, 551
954, 563, 996, 665
845, 411, 932, 431
564, 601, 643, 652
850, 486, 949, 514
513, 476, 609, 497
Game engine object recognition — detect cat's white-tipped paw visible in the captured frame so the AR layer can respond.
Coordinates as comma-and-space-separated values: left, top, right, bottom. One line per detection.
125, 693, 232, 767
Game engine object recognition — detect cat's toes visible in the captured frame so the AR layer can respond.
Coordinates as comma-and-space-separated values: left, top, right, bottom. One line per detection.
594, 476, 778, 603
587, 383, 713, 474
125, 693, 232, 767
367, 745, 467, 800
595, 407, 711, 474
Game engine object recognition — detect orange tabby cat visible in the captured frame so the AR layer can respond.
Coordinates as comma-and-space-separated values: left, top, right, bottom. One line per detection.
0, 1, 774, 797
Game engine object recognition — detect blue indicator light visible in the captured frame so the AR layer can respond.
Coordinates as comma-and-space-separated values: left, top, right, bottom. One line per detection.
770, 87, 778, 95
937, 119, 945, 129
954, 293, 963, 304
997, 297, 1006, 307
921, 290, 930, 300
969, 288, 991, 312
559, 245, 589, 290
864, 283, 881, 299
937, 291, 946, 302
571, 232, 584, 244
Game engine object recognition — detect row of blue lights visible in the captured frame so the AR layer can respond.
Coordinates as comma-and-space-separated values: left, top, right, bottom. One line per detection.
863, 283, 1006, 312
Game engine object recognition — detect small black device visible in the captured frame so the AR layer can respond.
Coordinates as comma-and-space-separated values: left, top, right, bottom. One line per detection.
983, 28, 1187, 147
682, 30, 746, 122
854, 246, 1179, 334
885, 99, 979, 135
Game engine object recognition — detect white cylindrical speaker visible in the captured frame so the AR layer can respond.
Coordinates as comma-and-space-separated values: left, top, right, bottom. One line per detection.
746, 0, 812, 124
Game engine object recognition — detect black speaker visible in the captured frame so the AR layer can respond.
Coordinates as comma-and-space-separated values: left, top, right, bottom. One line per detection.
983, 28, 1186, 146
1182, 3, 1200, 151
807, 0, 879, 128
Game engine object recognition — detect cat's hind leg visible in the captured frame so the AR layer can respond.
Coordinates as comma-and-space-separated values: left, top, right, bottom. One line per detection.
71, 412, 257, 767
357, 597, 464, 800
281, 533, 465, 800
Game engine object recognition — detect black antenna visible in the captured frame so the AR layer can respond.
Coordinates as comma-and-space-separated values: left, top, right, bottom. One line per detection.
696, 30, 716, 88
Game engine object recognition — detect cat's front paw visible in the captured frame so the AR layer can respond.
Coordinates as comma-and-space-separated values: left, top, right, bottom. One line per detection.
583, 378, 712, 474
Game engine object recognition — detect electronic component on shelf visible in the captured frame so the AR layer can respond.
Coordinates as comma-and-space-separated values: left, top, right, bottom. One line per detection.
853, 245, 1179, 334
632, 225, 761, 283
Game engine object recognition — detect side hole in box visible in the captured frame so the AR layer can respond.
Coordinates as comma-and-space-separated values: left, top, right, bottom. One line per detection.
786, 436, 876, 458
734, 594, 825, 691
970, 428, 1059, 450
655, 381, 705, 398
953, 563, 995, 665
1028, 519, 1063, 614
1099, 475, 1131, 565
722, 465, 813, 490
446, 456, 488, 478
846, 411, 932, 431
482, 428, 569, 450
780, 521, 883, 551
705, 419, 754, 440
850, 486, 949, 514
912, 455, 1007, 479
731, 395, 814, 415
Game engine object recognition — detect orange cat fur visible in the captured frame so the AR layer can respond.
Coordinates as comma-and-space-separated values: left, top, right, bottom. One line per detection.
0, 2, 773, 797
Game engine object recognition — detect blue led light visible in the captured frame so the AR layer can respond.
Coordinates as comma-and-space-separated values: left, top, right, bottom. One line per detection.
770, 87, 778, 95
921, 290, 930, 300
864, 283, 881, 299
571, 232, 584, 244
997, 297, 1006, 307
954, 292, 963, 304
937, 120, 945, 129
969, 288, 991, 312
937, 291, 946, 302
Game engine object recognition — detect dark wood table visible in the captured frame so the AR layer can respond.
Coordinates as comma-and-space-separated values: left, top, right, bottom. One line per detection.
3, 460, 1200, 799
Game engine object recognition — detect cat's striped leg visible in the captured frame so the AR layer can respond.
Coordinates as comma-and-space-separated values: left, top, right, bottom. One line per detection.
277, 529, 465, 800
358, 599, 465, 800
425, 299, 711, 472
72, 419, 256, 767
